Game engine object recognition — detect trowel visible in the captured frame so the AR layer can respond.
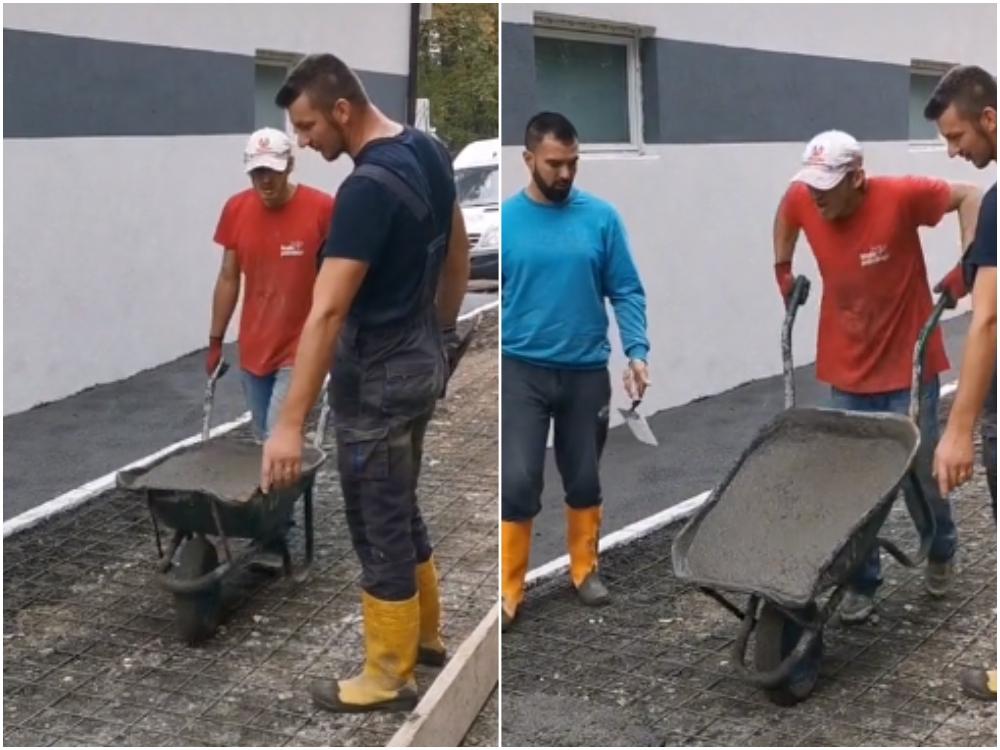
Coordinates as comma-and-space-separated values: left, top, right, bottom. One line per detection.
619, 399, 658, 446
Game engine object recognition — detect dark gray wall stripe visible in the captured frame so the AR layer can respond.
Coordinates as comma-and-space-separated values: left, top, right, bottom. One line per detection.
643, 38, 908, 143
4, 29, 407, 139
502, 22, 911, 145
500, 23, 538, 148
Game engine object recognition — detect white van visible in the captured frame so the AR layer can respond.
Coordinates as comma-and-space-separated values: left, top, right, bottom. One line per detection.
453, 138, 499, 281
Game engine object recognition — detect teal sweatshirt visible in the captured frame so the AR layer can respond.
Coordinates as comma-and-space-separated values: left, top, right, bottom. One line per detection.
501, 187, 649, 368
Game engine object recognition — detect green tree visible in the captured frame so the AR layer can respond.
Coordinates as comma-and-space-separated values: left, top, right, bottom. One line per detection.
418, 3, 498, 154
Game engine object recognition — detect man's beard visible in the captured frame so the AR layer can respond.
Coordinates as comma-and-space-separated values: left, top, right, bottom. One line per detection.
969, 121, 996, 167
532, 167, 572, 203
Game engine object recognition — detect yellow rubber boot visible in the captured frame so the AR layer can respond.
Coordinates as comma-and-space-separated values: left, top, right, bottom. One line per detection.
959, 667, 997, 701
416, 558, 446, 666
567, 506, 609, 605
502, 520, 533, 630
310, 592, 419, 713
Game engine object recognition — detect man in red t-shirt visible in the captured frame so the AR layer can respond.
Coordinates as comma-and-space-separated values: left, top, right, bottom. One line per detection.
773, 130, 982, 624
208, 127, 334, 441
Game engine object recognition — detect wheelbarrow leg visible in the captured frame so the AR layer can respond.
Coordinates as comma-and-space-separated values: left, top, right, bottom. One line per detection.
289, 480, 315, 585
304, 480, 314, 566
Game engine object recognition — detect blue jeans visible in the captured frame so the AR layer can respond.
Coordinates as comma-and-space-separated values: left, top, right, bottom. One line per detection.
830, 377, 957, 595
241, 367, 293, 441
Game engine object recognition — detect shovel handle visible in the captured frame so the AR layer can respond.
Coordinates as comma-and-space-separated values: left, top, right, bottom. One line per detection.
781, 275, 811, 410
201, 360, 230, 441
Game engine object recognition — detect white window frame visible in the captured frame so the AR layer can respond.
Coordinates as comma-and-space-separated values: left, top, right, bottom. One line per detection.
254, 50, 303, 134
908, 59, 955, 150
533, 17, 644, 153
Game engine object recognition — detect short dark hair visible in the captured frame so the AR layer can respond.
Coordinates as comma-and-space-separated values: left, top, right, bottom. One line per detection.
924, 65, 997, 121
275, 53, 369, 111
524, 112, 578, 151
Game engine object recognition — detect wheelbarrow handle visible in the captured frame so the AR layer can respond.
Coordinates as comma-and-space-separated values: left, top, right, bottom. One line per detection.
781, 275, 811, 410
909, 293, 952, 426
201, 360, 230, 441
877, 471, 937, 568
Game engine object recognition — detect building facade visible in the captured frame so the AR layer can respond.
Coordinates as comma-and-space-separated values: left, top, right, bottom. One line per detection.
4, 3, 415, 414
502, 3, 997, 418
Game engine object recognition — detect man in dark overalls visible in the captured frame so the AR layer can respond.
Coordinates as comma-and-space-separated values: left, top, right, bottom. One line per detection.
925, 64, 997, 702
260, 53, 470, 714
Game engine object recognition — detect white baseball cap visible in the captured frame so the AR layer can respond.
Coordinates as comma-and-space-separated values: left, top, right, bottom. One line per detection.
791, 130, 864, 190
243, 128, 293, 173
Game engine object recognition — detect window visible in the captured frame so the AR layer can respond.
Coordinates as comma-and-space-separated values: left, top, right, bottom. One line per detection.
909, 60, 954, 143
455, 165, 499, 208
533, 20, 641, 150
254, 51, 301, 131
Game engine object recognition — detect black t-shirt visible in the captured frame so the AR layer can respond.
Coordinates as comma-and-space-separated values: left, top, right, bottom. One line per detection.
324, 127, 455, 328
965, 182, 997, 283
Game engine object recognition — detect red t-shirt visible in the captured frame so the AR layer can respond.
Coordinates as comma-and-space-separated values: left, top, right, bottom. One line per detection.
782, 176, 951, 394
214, 185, 334, 376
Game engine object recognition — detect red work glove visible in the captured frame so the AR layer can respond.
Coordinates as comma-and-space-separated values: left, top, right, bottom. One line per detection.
206, 336, 223, 376
933, 263, 969, 309
774, 262, 795, 307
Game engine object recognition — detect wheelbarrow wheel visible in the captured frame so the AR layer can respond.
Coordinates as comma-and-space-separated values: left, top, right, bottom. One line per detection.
754, 602, 823, 706
173, 535, 222, 645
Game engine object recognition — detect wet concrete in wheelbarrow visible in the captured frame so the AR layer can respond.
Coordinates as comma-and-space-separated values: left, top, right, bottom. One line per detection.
503, 401, 996, 747
684, 418, 912, 604
3, 311, 498, 747
124, 440, 325, 503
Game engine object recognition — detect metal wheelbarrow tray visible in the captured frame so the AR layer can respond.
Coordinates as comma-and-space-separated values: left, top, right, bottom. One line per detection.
673, 408, 919, 609
119, 437, 324, 542
672, 277, 946, 706
116, 361, 328, 644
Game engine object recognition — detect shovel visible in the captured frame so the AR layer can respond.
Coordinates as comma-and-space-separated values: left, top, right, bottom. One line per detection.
619, 399, 658, 446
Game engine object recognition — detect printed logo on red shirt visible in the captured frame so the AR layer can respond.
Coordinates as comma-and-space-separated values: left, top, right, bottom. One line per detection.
280, 240, 305, 257
859, 244, 890, 268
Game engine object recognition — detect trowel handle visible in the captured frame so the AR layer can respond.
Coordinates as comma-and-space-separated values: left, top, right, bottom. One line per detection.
908, 293, 951, 426
201, 359, 230, 441
629, 399, 642, 412
781, 275, 811, 410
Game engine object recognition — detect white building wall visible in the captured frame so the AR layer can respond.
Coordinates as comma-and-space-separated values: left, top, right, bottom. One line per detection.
3, 4, 410, 415
502, 4, 997, 422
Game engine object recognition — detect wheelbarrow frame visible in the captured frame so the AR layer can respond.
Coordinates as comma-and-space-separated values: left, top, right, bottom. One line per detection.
672, 276, 950, 693
116, 359, 329, 642
118, 437, 326, 593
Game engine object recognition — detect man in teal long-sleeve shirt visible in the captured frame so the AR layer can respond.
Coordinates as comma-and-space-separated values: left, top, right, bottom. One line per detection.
501, 112, 651, 630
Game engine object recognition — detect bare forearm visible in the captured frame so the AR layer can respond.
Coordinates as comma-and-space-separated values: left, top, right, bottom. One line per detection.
773, 202, 797, 264
957, 192, 981, 251
277, 310, 345, 430
437, 254, 469, 327
947, 315, 997, 433
437, 203, 471, 327
210, 277, 239, 337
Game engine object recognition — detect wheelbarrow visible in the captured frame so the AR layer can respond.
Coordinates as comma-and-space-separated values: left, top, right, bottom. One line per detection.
117, 361, 327, 644
672, 276, 948, 705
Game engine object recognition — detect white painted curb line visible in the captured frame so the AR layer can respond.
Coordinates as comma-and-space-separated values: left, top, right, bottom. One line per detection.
459, 300, 499, 320
3, 413, 252, 538
525, 378, 959, 587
